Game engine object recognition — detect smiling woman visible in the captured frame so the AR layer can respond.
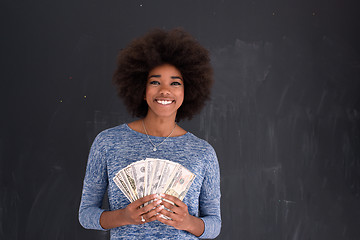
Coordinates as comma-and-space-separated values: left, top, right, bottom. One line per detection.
78, 28, 221, 239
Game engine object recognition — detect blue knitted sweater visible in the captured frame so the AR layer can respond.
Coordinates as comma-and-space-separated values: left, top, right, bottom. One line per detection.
79, 124, 221, 239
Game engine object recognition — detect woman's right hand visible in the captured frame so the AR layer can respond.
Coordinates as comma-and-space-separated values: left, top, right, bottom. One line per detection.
100, 194, 164, 229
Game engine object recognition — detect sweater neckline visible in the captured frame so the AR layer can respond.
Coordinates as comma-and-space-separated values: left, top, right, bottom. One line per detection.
124, 123, 191, 140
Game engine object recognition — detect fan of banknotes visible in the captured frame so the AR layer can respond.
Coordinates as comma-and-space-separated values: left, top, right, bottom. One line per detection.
113, 158, 195, 202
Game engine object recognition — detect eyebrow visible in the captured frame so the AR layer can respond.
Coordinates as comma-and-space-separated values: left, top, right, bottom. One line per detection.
148, 75, 183, 80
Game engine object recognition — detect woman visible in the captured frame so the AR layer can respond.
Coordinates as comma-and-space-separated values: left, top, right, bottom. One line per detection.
79, 28, 221, 239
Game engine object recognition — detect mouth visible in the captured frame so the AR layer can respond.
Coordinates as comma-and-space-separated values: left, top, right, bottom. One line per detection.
155, 99, 174, 105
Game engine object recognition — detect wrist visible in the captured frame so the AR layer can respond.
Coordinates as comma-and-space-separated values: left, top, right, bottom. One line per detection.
114, 208, 130, 226
185, 215, 205, 237
100, 209, 129, 229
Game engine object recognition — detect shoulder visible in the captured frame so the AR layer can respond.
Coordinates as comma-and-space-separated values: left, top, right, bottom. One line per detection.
183, 133, 217, 158
91, 124, 131, 150
184, 132, 214, 149
96, 124, 129, 137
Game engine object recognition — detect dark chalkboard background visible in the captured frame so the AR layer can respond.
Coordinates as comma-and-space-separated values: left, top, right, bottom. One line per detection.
1, 0, 360, 239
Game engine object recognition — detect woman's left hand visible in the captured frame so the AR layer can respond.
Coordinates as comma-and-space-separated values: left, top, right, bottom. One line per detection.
155, 193, 205, 237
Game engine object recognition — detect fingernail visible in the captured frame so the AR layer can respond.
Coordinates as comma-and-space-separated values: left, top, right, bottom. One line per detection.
156, 199, 162, 204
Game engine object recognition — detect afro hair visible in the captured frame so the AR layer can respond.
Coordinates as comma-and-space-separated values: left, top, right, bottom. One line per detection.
112, 28, 213, 121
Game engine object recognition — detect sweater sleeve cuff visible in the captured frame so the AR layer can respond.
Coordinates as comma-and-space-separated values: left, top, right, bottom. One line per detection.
198, 217, 217, 239
80, 207, 108, 231
96, 209, 108, 230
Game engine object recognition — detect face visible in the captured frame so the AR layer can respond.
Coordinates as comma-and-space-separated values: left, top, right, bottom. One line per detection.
145, 64, 184, 119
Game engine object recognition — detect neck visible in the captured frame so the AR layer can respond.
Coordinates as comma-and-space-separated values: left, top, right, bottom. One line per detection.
142, 115, 177, 137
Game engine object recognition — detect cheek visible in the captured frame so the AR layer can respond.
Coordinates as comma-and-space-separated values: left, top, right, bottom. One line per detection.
177, 90, 185, 104
144, 88, 152, 100
145, 88, 157, 106
180, 88, 185, 98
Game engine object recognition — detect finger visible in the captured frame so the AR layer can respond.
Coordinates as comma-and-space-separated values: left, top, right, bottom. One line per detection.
138, 198, 163, 214
139, 215, 146, 224
159, 200, 178, 212
143, 204, 165, 221
146, 212, 159, 222
155, 213, 176, 227
158, 208, 181, 222
156, 215, 173, 225
160, 193, 186, 208
159, 198, 189, 215
132, 194, 158, 208
142, 215, 157, 223
138, 214, 157, 224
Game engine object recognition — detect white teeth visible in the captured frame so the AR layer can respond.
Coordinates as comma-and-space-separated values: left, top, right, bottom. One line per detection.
156, 100, 173, 105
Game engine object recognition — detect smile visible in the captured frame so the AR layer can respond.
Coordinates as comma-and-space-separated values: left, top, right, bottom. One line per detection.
156, 99, 174, 105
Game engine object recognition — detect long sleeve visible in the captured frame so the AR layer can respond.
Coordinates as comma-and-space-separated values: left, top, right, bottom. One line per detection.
198, 147, 221, 239
78, 134, 109, 230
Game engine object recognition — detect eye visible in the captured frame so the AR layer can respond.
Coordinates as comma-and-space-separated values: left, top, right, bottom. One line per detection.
171, 81, 182, 86
149, 81, 160, 85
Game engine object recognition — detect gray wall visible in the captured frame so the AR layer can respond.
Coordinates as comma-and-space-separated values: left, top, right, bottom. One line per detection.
1, 0, 360, 239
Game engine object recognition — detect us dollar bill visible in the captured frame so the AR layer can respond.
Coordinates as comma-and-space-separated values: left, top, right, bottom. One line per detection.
119, 170, 137, 201
149, 159, 166, 194
156, 161, 180, 194
130, 160, 146, 198
164, 165, 195, 201
123, 166, 139, 200
113, 174, 133, 202
144, 159, 155, 196
113, 158, 195, 204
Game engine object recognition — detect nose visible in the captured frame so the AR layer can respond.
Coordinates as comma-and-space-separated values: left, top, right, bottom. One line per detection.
159, 84, 170, 95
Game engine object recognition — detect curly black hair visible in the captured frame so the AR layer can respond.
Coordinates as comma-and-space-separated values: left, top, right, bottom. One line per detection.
112, 28, 213, 121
